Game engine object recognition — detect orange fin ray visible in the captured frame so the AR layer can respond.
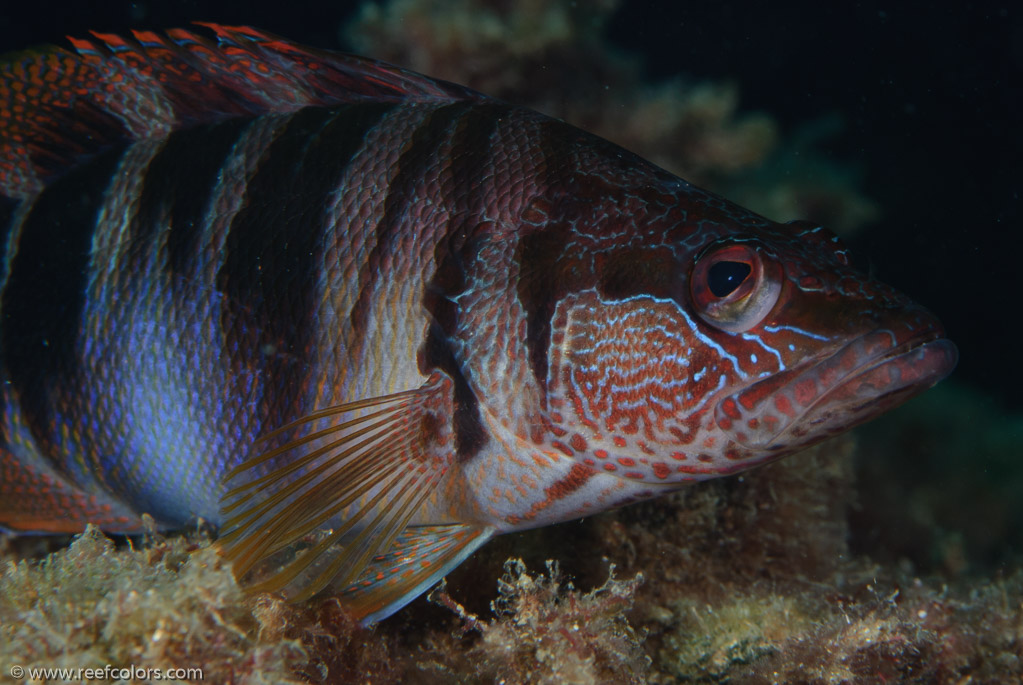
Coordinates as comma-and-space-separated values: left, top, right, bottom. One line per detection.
220, 406, 407, 515
221, 431, 409, 574
229, 388, 421, 471
250, 466, 436, 603
217, 377, 459, 611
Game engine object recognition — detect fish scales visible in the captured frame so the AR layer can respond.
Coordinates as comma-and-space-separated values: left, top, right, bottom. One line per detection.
0, 25, 957, 623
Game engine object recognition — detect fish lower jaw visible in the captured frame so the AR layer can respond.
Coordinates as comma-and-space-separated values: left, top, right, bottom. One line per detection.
716, 331, 958, 452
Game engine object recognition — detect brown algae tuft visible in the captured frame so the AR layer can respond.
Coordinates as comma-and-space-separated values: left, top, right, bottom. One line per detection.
0, 525, 304, 683
425, 559, 648, 684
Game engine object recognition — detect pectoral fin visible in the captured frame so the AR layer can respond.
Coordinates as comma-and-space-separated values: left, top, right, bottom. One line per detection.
217, 376, 472, 622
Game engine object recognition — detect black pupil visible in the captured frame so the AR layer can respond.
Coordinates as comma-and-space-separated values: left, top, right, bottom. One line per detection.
707, 261, 752, 297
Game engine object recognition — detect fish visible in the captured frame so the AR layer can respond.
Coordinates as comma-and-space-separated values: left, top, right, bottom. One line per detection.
0, 24, 957, 624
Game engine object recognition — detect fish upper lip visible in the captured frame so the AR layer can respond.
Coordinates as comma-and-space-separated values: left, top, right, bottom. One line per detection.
716, 329, 958, 450
822, 329, 955, 395
863, 330, 942, 366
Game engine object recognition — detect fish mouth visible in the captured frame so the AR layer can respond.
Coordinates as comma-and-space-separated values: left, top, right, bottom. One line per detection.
716, 331, 958, 451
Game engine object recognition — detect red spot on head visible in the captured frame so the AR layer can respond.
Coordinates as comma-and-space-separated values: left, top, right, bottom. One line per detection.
671, 451, 687, 461
794, 378, 818, 406
721, 397, 741, 419
594, 449, 609, 460
774, 394, 795, 417
617, 457, 635, 467
652, 462, 670, 479
570, 433, 587, 452
603, 463, 618, 472
613, 436, 627, 448
738, 386, 764, 410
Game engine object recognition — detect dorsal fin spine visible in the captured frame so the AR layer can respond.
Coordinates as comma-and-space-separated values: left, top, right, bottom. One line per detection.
0, 23, 481, 200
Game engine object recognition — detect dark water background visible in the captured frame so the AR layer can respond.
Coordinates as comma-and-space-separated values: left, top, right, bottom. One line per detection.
2, 0, 1016, 414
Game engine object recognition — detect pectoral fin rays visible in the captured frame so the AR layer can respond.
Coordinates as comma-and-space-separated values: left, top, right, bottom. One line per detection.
217, 377, 489, 623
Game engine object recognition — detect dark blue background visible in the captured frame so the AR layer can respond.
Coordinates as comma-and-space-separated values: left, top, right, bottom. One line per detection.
2, 1, 1019, 410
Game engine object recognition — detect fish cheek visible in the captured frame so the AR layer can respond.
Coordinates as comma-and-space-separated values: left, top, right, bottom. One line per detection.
546, 290, 692, 445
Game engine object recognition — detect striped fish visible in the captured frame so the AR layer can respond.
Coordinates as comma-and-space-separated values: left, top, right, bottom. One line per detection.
0, 25, 957, 624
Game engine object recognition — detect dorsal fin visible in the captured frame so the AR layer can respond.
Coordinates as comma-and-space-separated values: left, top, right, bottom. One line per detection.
0, 24, 480, 199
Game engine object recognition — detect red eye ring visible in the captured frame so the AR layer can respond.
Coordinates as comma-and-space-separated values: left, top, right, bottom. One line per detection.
690, 241, 782, 333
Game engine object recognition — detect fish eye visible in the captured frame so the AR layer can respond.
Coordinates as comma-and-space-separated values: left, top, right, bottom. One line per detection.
708, 261, 752, 297
690, 241, 782, 333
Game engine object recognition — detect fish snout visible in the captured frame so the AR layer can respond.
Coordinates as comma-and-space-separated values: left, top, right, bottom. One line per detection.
715, 325, 958, 452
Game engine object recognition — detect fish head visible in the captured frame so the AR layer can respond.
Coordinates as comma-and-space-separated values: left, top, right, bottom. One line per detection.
541, 204, 957, 482
685, 220, 958, 455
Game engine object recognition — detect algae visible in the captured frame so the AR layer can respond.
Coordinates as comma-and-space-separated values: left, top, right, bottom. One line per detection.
0, 525, 304, 683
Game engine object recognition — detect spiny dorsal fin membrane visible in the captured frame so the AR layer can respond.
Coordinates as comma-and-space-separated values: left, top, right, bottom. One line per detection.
0, 23, 479, 199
